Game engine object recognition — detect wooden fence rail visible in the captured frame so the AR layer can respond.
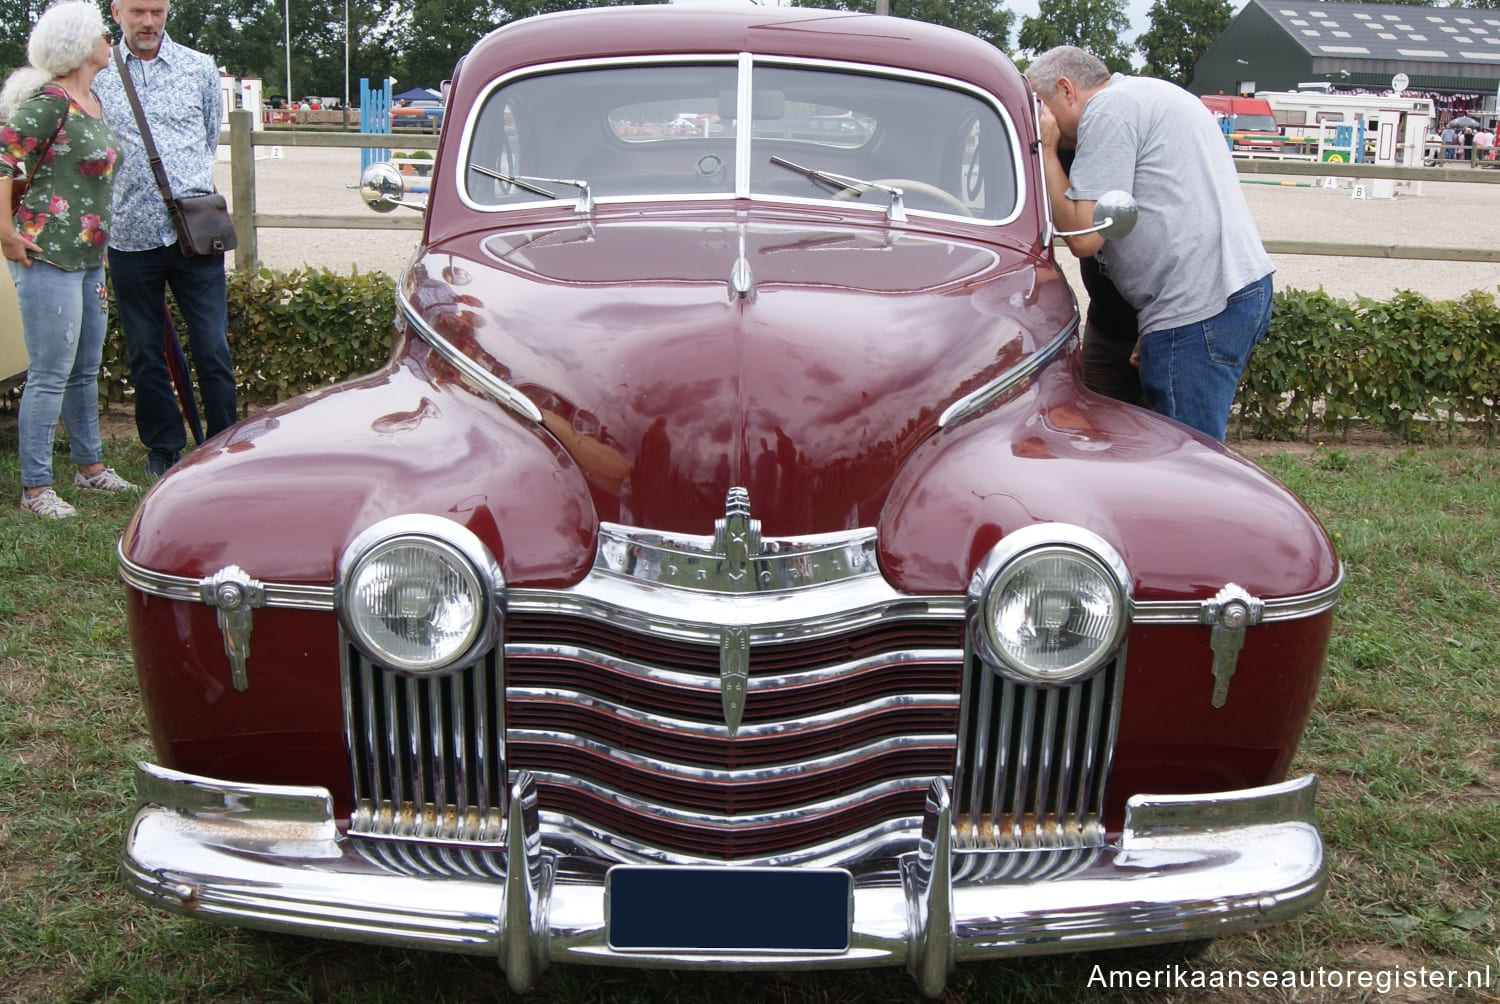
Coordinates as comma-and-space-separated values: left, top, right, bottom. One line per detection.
222, 109, 1500, 276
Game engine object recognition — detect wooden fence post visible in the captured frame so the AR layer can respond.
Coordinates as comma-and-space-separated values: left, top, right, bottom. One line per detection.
229, 109, 257, 274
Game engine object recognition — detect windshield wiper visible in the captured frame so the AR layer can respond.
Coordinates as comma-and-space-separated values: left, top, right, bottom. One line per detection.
769, 156, 906, 222
469, 165, 593, 214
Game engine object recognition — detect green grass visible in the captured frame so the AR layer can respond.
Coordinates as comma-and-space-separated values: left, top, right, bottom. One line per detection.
2, 422, 1497, 1003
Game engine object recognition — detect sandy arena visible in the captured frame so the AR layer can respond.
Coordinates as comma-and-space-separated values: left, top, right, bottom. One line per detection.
220, 146, 1500, 303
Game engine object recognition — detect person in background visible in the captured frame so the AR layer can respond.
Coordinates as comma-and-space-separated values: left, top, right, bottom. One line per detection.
1058, 146, 1140, 405
1440, 122, 1456, 161
94, 0, 236, 480
1026, 46, 1273, 442
1, 0, 138, 518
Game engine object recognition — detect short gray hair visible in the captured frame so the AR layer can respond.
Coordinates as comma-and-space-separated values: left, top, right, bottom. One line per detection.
1025, 46, 1110, 98
1, 1, 106, 115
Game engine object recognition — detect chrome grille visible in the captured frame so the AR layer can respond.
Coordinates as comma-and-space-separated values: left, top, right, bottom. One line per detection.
952, 657, 1122, 850
503, 611, 964, 860
342, 612, 1123, 866
343, 646, 508, 843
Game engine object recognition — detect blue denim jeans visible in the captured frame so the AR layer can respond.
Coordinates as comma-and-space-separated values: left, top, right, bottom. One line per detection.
106, 245, 237, 458
11, 260, 107, 489
1137, 275, 1273, 442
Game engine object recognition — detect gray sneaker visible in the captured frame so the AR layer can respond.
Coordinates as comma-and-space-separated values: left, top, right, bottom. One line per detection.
75, 466, 140, 493
20, 488, 77, 518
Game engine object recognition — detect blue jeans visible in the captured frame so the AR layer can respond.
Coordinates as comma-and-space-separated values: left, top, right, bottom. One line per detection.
106, 245, 237, 458
11, 260, 107, 489
1137, 275, 1273, 442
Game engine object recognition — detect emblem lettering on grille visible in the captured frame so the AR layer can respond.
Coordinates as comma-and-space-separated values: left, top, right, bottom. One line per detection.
720, 625, 750, 735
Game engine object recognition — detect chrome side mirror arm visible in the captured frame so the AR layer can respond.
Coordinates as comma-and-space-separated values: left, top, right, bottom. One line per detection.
1053, 189, 1138, 241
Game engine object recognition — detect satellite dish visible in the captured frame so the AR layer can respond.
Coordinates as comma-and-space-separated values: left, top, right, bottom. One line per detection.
1391, 73, 1408, 95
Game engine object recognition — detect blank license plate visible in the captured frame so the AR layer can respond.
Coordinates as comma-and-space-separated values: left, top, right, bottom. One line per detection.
606, 866, 852, 952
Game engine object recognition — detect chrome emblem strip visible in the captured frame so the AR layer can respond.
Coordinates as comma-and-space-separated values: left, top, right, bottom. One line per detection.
595, 488, 879, 593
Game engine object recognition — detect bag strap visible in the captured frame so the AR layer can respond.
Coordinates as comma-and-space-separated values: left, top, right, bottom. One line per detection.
111, 44, 177, 204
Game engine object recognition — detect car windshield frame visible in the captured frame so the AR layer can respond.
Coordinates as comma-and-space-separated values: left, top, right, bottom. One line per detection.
454, 53, 1025, 225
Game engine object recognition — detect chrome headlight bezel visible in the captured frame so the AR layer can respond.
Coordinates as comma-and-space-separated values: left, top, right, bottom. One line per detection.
967, 523, 1130, 686
336, 515, 504, 675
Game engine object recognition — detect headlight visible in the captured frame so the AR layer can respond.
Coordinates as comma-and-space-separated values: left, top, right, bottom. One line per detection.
338, 516, 502, 674
969, 525, 1129, 685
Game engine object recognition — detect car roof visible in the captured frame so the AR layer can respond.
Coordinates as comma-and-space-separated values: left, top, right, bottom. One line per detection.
453, 7, 1027, 109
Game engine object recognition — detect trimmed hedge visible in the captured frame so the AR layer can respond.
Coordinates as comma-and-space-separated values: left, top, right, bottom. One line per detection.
91, 267, 1499, 444
1236, 286, 1500, 443
99, 266, 397, 408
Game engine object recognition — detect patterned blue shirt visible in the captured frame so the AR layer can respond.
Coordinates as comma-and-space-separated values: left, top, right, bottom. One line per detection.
95, 34, 221, 252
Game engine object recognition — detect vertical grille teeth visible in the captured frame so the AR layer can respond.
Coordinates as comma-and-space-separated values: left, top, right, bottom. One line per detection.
953, 659, 1121, 851
344, 645, 507, 843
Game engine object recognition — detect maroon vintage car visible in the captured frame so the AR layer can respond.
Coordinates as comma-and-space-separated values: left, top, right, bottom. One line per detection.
118, 6, 1340, 995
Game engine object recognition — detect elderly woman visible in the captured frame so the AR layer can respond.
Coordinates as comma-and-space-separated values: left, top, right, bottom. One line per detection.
1, 0, 137, 518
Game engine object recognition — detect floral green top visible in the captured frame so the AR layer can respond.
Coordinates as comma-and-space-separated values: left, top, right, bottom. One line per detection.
1, 84, 118, 271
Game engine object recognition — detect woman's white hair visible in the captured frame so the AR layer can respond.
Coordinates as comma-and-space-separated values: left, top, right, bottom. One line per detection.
1, 1, 107, 117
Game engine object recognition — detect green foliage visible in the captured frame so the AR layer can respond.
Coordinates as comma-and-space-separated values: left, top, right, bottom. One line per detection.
1234, 286, 1500, 444
1017, 0, 1132, 71
1136, 0, 1233, 85
98, 265, 397, 411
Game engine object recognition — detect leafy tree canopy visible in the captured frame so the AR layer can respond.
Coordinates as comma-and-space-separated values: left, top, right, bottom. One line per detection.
1017, 0, 1132, 72
1136, 0, 1231, 86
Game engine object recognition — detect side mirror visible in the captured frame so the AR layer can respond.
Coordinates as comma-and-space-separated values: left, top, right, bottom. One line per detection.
1055, 189, 1137, 241
359, 162, 422, 213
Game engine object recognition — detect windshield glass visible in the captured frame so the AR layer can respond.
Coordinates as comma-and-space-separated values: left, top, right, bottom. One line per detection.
1233, 114, 1279, 132
462, 59, 1018, 221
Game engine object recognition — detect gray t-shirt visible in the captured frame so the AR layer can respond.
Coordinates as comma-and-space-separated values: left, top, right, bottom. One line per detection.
1066, 74, 1273, 334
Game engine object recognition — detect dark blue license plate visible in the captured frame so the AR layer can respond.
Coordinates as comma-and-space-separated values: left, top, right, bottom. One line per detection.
606, 866, 852, 952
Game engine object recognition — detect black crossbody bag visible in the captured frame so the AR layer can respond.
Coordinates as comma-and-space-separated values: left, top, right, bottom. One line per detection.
112, 45, 237, 256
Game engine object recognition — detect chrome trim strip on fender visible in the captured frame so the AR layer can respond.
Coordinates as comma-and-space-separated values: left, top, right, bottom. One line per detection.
1130, 564, 1345, 625
396, 293, 545, 424
117, 543, 336, 610
119, 542, 1342, 634
937, 313, 1078, 428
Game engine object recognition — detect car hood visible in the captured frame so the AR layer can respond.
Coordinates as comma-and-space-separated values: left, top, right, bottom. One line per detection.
407, 216, 1070, 533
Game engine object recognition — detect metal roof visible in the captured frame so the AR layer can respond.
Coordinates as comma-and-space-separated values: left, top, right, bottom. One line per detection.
1252, 0, 1500, 67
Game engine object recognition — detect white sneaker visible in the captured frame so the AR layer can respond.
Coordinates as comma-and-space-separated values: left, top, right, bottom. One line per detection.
20, 488, 77, 518
75, 466, 140, 492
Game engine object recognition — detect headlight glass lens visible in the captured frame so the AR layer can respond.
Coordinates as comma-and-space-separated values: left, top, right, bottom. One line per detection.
346, 538, 485, 672
983, 548, 1124, 683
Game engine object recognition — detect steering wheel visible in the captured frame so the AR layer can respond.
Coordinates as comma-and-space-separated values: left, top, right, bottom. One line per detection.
832, 178, 972, 217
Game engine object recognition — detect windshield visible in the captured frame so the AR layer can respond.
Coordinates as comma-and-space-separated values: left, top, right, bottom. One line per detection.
1233, 114, 1279, 132
461, 59, 1019, 222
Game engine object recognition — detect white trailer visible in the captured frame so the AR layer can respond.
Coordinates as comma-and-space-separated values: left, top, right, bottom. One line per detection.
1256, 90, 1435, 195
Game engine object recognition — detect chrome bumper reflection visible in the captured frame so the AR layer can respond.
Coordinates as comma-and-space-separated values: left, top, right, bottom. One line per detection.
122, 763, 1325, 997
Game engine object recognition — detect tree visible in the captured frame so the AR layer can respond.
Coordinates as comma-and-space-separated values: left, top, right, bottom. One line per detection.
1016, 0, 1131, 72
789, 0, 1014, 52
1, 0, 52, 82
1135, 0, 1231, 86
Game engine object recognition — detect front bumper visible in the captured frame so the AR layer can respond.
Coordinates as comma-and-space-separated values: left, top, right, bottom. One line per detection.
122, 763, 1325, 997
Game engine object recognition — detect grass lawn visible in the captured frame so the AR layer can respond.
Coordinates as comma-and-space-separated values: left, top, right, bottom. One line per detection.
1, 421, 1496, 1003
